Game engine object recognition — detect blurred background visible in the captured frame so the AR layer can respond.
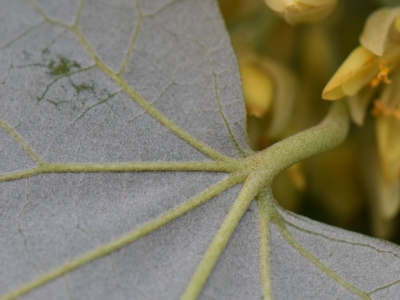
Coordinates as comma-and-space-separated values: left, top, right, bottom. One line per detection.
217, 0, 400, 243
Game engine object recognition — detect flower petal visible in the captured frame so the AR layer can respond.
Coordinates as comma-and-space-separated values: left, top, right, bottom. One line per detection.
376, 116, 400, 183
286, 162, 306, 191
347, 86, 376, 126
299, 0, 338, 5
341, 61, 380, 96
360, 7, 400, 56
308, 140, 364, 229
265, 0, 285, 13
240, 60, 274, 118
369, 150, 400, 221
264, 0, 338, 25
322, 46, 378, 100
263, 59, 298, 138
377, 176, 400, 220
361, 129, 399, 238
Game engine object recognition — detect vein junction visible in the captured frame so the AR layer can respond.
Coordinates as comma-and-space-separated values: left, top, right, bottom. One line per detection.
0, 1, 373, 299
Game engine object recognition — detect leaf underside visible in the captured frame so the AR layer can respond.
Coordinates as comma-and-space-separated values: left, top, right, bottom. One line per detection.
1, 0, 400, 299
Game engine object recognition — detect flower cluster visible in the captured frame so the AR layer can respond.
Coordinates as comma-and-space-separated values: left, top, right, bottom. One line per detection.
264, 0, 338, 25
220, 0, 400, 240
322, 7, 400, 237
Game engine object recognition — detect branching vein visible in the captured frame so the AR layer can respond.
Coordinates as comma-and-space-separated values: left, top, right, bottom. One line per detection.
257, 189, 272, 300
0, 118, 44, 164
181, 169, 268, 300
72, 28, 233, 162
117, 0, 143, 75
1, 3, 375, 300
27, 0, 233, 162
0, 161, 237, 182
272, 207, 372, 299
0, 173, 244, 300
280, 210, 400, 260
0, 21, 45, 50
73, 0, 86, 26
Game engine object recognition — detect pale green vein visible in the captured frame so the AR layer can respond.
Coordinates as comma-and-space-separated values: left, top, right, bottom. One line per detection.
43, 91, 121, 152
37, 65, 96, 101
208, 56, 246, 158
181, 170, 268, 300
63, 277, 73, 300
117, 0, 143, 75
0, 21, 45, 50
369, 278, 400, 294
18, 179, 41, 272
5, 5, 365, 300
14, 65, 96, 130
27, 0, 235, 162
257, 189, 272, 300
271, 208, 372, 300
0, 167, 42, 182
0, 173, 245, 300
0, 118, 44, 164
179, 33, 247, 158
141, 0, 183, 18
279, 209, 400, 260
72, 28, 233, 162
28, 0, 72, 30
0, 161, 238, 182
73, 0, 86, 26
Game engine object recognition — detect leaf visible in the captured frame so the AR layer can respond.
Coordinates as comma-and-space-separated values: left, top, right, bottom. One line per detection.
1, 0, 400, 299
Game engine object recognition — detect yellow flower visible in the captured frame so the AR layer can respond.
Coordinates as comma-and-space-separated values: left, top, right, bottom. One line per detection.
237, 53, 304, 210
264, 0, 338, 25
240, 61, 274, 119
239, 55, 298, 143
322, 7, 400, 123
322, 7, 400, 232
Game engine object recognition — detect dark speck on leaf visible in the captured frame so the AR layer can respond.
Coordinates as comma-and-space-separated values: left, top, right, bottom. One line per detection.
48, 57, 81, 76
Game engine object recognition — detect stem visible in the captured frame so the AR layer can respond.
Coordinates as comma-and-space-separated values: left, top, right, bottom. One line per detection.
251, 100, 350, 177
